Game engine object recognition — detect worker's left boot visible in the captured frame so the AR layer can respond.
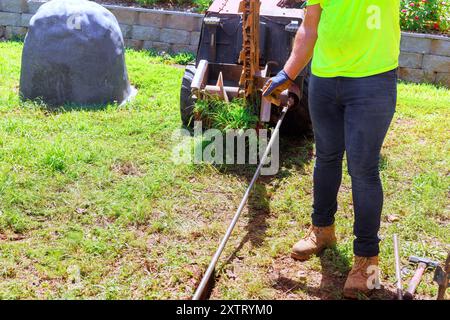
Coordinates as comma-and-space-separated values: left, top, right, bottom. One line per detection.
291, 225, 337, 261
343, 256, 379, 299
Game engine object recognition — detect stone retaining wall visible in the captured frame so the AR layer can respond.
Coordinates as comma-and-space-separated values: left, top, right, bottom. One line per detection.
1, 0, 449, 87
399, 32, 450, 87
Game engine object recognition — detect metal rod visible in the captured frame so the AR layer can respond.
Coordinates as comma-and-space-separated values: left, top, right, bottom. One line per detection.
193, 105, 289, 300
393, 234, 403, 300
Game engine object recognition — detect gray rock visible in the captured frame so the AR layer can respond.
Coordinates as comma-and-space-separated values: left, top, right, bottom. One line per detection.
0, 0, 27, 13
435, 72, 450, 87
131, 25, 160, 41
423, 55, 450, 73
160, 28, 190, 45
20, 0, 133, 107
20, 13, 34, 27
0, 12, 21, 26
399, 52, 423, 69
138, 11, 166, 27
108, 7, 138, 25
119, 23, 132, 38
398, 67, 425, 84
124, 38, 143, 50
190, 31, 200, 46
401, 34, 431, 54
5, 26, 27, 39
27, 0, 46, 14
398, 67, 439, 84
164, 13, 201, 32
430, 39, 450, 57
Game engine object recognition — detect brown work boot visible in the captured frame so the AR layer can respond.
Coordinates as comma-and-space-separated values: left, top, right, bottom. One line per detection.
291, 225, 337, 261
343, 256, 380, 299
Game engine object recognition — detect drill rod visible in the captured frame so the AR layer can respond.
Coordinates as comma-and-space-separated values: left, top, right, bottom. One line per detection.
193, 105, 289, 300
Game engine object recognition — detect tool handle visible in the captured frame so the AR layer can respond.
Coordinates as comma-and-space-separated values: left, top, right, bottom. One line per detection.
393, 234, 403, 300
404, 262, 427, 300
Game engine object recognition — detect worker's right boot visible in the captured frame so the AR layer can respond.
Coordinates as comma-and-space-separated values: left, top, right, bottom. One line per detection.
291, 225, 337, 261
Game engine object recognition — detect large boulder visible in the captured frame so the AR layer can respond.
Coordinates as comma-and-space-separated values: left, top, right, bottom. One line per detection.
20, 0, 134, 107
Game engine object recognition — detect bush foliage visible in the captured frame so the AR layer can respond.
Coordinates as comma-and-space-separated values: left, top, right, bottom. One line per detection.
400, 0, 450, 33
134, 0, 213, 13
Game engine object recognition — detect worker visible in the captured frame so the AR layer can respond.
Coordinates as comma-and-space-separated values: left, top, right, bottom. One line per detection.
263, 0, 400, 298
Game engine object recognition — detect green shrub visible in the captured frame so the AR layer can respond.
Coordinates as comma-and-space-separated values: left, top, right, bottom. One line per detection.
172, 52, 196, 65
142, 49, 195, 64
400, 0, 450, 33
133, 0, 213, 12
42, 145, 67, 172
0, 209, 31, 234
192, 0, 213, 13
135, 0, 158, 6
194, 97, 259, 131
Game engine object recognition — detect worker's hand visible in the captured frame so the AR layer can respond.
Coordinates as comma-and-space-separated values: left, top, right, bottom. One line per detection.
262, 70, 293, 106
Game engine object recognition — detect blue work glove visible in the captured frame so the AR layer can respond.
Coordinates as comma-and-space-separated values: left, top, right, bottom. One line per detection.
262, 70, 294, 106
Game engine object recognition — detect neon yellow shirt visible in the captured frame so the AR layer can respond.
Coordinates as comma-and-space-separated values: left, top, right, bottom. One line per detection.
307, 0, 400, 78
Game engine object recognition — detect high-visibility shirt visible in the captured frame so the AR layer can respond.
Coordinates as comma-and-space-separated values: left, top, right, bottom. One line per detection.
306, 0, 400, 77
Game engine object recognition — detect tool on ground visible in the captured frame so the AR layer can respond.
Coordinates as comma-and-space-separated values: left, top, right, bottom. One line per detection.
403, 255, 439, 300
433, 251, 449, 300
193, 101, 292, 300
393, 234, 403, 300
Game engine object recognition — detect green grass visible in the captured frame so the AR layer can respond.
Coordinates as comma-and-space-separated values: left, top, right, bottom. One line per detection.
194, 97, 259, 130
0, 40, 448, 300
144, 49, 195, 65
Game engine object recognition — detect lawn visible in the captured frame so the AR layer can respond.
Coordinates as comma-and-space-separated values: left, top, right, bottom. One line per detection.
0, 41, 448, 300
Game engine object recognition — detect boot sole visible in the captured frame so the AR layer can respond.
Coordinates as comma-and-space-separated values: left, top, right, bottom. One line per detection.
343, 287, 373, 299
290, 252, 312, 261
290, 242, 337, 261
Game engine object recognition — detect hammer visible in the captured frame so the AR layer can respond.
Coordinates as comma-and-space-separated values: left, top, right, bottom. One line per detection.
403, 256, 439, 300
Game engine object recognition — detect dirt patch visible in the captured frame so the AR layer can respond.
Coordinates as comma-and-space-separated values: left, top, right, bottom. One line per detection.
268, 255, 347, 300
395, 117, 417, 128
111, 160, 143, 176
0, 232, 26, 242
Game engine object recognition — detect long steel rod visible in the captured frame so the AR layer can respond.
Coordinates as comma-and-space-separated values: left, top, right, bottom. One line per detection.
393, 234, 403, 300
193, 105, 289, 300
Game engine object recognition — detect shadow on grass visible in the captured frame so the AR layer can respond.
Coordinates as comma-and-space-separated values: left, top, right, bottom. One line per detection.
18, 83, 138, 113
44, 104, 112, 113
216, 135, 314, 271
19, 97, 116, 114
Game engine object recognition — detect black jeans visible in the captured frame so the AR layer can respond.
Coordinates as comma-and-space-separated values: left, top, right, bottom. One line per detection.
308, 69, 397, 257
